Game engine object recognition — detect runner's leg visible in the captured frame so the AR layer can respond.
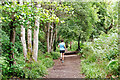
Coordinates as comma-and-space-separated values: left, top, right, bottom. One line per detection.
60, 50, 62, 61
61, 53, 62, 58
62, 53, 64, 61
62, 53, 64, 63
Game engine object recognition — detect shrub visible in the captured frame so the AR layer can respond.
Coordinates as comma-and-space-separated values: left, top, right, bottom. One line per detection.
2, 61, 24, 79
81, 62, 106, 78
23, 62, 47, 78
56, 47, 60, 52
81, 33, 119, 78
1, 29, 24, 79
43, 52, 53, 59
67, 41, 84, 51
51, 52, 60, 59
107, 59, 119, 76
0, 29, 10, 56
41, 58, 54, 68
1, 53, 51, 79
70, 41, 78, 51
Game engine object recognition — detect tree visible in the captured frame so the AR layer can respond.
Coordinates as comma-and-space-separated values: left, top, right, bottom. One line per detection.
32, 3, 40, 61
58, 2, 98, 51
91, 1, 118, 37
20, 0, 27, 61
40, 1, 71, 52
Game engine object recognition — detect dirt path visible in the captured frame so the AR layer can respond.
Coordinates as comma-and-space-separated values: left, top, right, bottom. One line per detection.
45, 54, 85, 78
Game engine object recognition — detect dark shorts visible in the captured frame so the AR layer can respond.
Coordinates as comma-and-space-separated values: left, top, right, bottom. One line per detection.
60, 50, 65, 53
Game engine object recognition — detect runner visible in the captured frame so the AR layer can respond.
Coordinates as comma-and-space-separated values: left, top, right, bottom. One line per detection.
58, 39, 66, 63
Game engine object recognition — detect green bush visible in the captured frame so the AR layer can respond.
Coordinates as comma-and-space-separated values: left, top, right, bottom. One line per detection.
2, 61, 24, 79
81, 33, 119, 78
44, 52, 53, 59
1, 29, 24, 79
67, 41, 84, 51
38, 30, 47, 53
41, 58, 54, 68
56, 47, 60, 52
51, 52, 60, 59
81, 61, 106, 78
14, 28, 23, 54
1, 28, 56, 79
107, 59, 119, 76
2, 52, 53, 79
23, 62, 47, 78
68, 41, 78, 51
0, 29, 10, 56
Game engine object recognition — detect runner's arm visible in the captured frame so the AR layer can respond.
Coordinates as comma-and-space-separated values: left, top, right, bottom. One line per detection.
58, 45, 60, 47
64, 45, 66, 49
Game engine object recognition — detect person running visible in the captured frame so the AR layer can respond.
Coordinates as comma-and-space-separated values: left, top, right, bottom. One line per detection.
58, 39, 66, 63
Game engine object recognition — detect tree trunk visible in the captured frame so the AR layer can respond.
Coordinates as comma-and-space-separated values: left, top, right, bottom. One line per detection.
50, 23, 53, 52
9, 0, 17, 66
53, 31, 57, 51
10, 28, 16, 45
53, 38, 56, 51
32, 17, 39, 62
27, 26, 32, 60
20, 0, 27, 61
49, 29, 51, 52
52, 31, 55, 52
26, 0, 33, 61
9, 27, 16, 66
53, 26, 57, 51
65, 41, 68, 48
47, 23, 50, 53
21, 25, 27, 61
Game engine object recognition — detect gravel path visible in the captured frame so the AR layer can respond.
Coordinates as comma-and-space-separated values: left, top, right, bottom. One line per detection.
45, 54, 85, 78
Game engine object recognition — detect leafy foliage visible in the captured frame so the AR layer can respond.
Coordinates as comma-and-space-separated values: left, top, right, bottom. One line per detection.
107, 60, 119, 76
1, 1, 119, 79
23, 62, 47, 78
91, 2, 118, 37
58, 2, 98, 42
1, 52, 56, 79
41, 58, 54, 68
0, 28, 10, 55
81, 32, 119, 78
51, 52, 60, 59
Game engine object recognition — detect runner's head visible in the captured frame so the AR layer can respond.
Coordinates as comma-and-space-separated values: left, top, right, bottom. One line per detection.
61, 39, 64, 42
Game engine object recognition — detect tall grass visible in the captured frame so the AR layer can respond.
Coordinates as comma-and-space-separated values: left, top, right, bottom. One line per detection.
81, 33, 119, 78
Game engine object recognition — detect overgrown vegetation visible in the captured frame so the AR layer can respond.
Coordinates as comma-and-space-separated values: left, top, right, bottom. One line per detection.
0, 28, 59, 79
1, 0, 119, 79
1, 50, 60, 79
81, 32, 119, 78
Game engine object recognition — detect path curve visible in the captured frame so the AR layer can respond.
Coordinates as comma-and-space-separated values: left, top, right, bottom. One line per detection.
45, 55, 85, 78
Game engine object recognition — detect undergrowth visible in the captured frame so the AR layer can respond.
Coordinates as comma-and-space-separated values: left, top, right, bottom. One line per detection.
81, 32, 119, 78
1, 51, 60, 79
